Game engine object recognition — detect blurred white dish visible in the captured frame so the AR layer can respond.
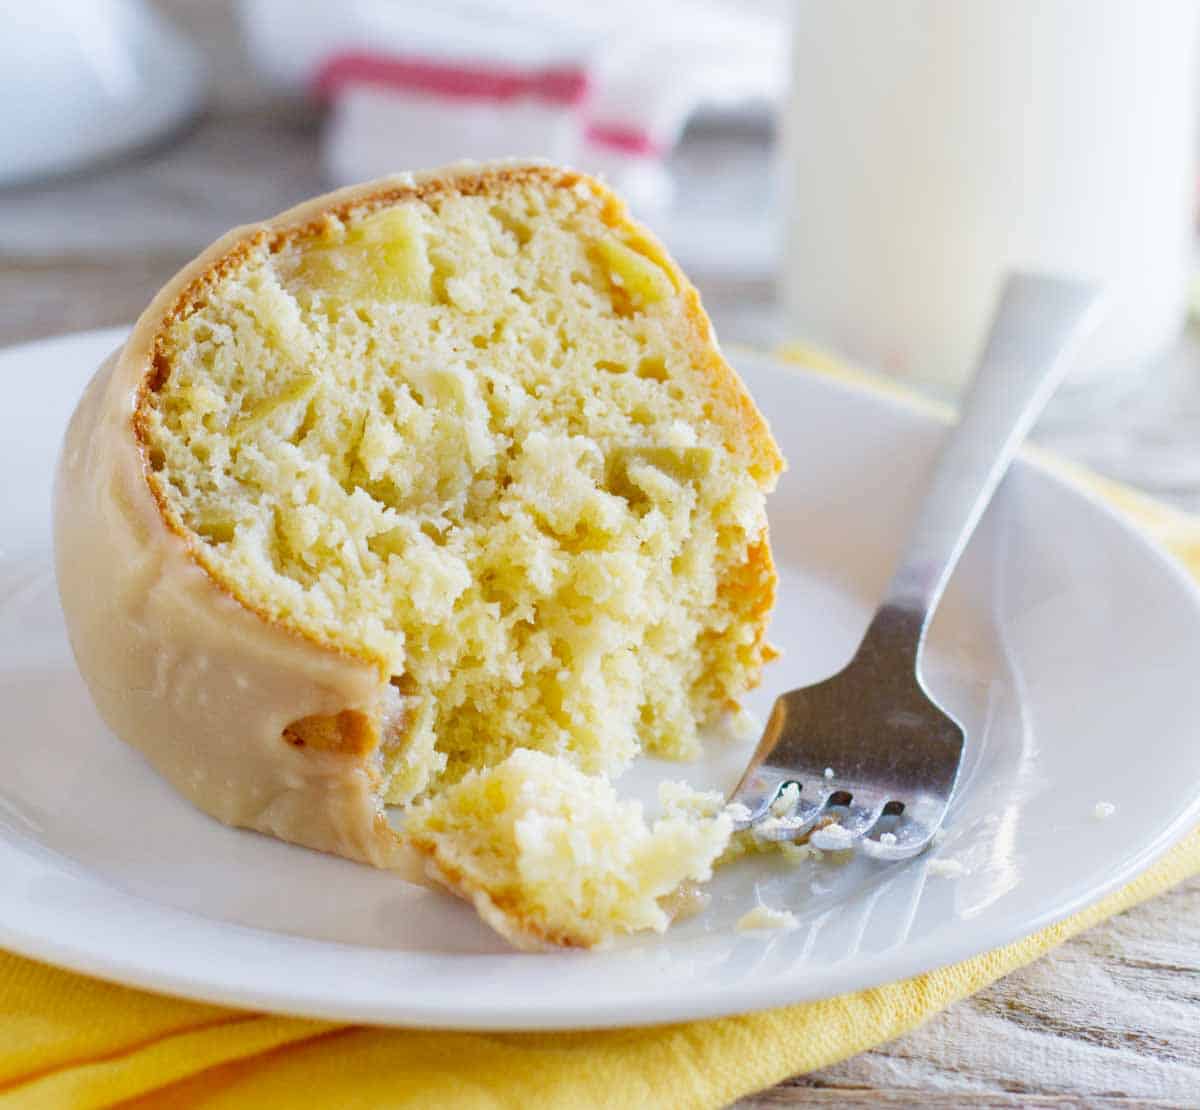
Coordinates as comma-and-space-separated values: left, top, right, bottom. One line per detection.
2, 329, 1199, 1030
0, 0, 205, 187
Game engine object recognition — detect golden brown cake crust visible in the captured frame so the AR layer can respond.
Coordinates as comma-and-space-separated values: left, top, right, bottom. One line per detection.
420, 855, 581, 952
54, 161, 782, 876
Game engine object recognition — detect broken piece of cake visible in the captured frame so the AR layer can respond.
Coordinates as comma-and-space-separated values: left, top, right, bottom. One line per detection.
54, 160, 783, 949
407, 749, 733, 950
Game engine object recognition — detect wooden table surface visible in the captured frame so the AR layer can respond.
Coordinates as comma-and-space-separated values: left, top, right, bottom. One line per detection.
2, 3, 1197, 1105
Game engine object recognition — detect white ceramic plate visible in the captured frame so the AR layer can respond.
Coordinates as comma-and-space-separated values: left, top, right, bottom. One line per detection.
3, 328, 1200, 1031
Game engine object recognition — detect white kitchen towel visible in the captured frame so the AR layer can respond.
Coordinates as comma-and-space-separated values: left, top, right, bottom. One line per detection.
237, 0, 786, 212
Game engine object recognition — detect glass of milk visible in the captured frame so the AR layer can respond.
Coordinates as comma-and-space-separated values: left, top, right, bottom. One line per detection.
781, 0, 1200, 398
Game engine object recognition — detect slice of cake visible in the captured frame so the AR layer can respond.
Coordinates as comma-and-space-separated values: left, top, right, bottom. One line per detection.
406, 749, 732, 950
54, 161, 783, 945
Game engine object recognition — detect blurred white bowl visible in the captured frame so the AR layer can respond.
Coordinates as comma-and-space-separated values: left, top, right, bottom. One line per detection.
0, 0, 205, 187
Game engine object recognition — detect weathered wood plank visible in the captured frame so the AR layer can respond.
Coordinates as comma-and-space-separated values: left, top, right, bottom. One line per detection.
736, 876, 1200, 1105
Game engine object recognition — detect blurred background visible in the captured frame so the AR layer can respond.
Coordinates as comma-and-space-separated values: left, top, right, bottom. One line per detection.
0, 0, 786, 346
4, 0, 1200, 506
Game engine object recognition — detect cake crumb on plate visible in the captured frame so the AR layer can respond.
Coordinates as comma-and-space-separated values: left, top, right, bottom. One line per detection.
736, 905, 799, 932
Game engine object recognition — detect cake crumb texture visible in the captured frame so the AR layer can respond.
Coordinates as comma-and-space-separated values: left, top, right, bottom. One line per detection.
138, 166, 781, 806
406, 748, 732, 950
927, 857, 968, 879
736, 904, 799, 932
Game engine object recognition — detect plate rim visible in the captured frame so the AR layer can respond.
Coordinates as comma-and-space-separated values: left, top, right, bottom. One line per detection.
2, 329, 1199, 1031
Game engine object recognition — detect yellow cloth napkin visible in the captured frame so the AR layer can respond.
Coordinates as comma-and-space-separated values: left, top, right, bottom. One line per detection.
3, 359, 1198, 1110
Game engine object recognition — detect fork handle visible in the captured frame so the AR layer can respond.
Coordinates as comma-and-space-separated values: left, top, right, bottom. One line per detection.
862, 272, 1102, 665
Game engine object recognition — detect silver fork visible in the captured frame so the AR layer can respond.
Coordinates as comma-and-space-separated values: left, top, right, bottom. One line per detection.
730, 272, 1102, 860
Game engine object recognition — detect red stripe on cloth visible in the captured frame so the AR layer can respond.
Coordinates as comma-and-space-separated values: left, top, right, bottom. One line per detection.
313, 51, 591, 106
584, 123, 665, 158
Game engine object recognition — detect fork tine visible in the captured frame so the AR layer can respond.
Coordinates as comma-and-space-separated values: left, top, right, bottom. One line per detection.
727, 774, 800, 832
859, 815, 937, 860
811, 802, 881, 850
805, 784, 889, 849
749, 796, 825, 842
